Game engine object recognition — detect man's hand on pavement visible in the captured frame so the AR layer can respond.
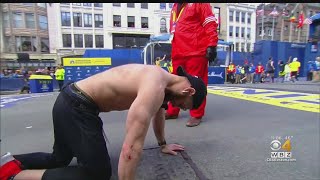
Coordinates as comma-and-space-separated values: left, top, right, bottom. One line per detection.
161, 144, 185, 155
206, 46, 217, 65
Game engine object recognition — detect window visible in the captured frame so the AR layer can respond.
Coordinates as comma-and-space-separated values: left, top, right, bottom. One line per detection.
94, 14, 103, 28
113, 15, 121, 27
127, 3, 134, 8
94, 3, 103, 7
247, 43, 251, 52
128, 16, 135, 28
236, 27, 239, 37
241, 27, 245, 38
141, 3, 148, 9
214, 7, 220, 33
229, 11, 233, 22
160, 18, 167, 33
241, 43, 245, 52
16, 36, 36, 52
3, 12, 9, 28
72, 3, 81, 6
95, 35, 104, 48
13, 12, 23, 28
284, 25, 288, 31
39, 15, 48, 30
37, 3, 46, 8
247, 13, 251, 24
141, 17, 148, 28
41, 38, 49, 52
74, 34, 83, 48
241, 12, 245, 23
62, 34, 72, 47
113, 3, 121, 7
84, 35, 93, 48
247, 28, 251, 39
25, 13, 35, 29
73, 12, 82, 27
83, 3, 92, 7
61, 12, 71, 26
235, 42, 239, 51
258, 27, 262, 35
84, 13, 92, 27
229, 26, 233, 37
23, 3, 33, 6
160, 3, 166, 10
113, 36, 125, 48
236, 12, 240, 22
4, 36, 12, 52
169, 3, 173, 8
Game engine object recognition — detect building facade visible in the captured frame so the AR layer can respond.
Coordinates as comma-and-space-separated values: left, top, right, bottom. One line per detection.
211, 3, 227, 42
0, 3, 56, 66
226, 3, 257, 52
256, 3, 320, 43
47, 3, 173, 63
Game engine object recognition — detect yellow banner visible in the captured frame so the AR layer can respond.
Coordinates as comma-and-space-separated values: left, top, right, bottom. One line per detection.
63, 58, 112, 66
29, 75, 53, 80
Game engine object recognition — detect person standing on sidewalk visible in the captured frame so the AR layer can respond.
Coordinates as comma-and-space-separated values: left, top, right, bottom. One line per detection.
165, 3, 218, 127
254, 62, 264, 83
54, 64, 65, 91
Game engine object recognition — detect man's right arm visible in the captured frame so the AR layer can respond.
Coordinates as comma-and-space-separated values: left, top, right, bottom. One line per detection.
118, 79, 165, 180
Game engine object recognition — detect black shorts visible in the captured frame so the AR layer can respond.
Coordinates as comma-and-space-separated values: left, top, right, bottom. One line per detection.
15, 83, 112, 180
291, 71, 298, 76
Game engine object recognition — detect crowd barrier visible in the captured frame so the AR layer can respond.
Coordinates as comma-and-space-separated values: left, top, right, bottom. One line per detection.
0, 78, 59, 91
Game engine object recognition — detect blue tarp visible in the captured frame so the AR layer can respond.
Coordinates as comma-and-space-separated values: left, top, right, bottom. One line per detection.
310, 13, 320, 22
149, 33, 233, 46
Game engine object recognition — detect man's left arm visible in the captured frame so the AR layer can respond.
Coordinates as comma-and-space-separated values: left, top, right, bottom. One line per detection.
152, 108, 185, 155
198, 3, 219, 64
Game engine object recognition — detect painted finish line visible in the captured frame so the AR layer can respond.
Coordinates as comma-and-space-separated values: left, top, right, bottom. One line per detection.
207, 86, 320, 113
1, 93, 54, 108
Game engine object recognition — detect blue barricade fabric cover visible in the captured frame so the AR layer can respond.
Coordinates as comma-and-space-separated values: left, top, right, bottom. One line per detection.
208, 67, 226, 84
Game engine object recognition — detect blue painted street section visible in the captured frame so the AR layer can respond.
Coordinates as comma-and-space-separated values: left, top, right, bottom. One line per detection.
295, 99, 320, 104
243, 89, 277, 94
0, 93, 54, 108
266, 94, 308, 98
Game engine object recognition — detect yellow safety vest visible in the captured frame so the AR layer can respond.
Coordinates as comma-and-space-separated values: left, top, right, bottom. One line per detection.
55, 69, 65, 80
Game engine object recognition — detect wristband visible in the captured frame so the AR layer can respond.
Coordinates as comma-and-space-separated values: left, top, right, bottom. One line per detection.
158, 140, 166, 146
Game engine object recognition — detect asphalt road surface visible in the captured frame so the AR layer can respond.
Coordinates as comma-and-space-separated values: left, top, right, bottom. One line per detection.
1, 83, 319, 180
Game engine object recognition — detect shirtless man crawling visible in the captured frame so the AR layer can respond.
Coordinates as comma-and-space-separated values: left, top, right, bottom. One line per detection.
0, 64, 207, 180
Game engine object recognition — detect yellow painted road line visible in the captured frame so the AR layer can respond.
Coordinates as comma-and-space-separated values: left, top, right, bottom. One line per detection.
207, 86, 320, 113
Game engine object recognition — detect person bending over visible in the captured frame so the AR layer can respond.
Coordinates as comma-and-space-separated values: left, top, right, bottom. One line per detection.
0, 64, 207, 180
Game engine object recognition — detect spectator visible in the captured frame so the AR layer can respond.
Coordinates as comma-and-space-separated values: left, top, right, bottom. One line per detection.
266, 57, 275, 83
227, 62, 236, 83
235, 65, 242, 84
55, 64, 65, 91
254, 62, 264, 83
307, 60, 314, 81
240, 60, 250, 83
248, 63, 255, 83
289, 57, 300, 83
312, 57, 320, 82
277, 60, 285, 83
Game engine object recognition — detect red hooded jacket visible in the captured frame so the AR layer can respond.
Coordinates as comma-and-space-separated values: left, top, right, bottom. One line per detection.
170, 3, 218, 59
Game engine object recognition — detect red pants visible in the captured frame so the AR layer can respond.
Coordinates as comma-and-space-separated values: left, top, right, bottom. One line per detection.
166, 56, 208, 118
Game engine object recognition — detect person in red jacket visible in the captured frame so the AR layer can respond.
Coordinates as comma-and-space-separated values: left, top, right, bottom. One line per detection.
254, 62, 264, 83
166, 3, 218, 127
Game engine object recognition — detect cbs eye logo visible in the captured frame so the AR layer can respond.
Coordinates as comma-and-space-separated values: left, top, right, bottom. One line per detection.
270, 139, 291, 151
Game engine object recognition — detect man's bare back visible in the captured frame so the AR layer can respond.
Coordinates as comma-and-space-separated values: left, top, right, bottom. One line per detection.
76, 64, 170, 112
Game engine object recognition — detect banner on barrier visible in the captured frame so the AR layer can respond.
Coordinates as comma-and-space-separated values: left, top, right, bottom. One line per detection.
63, 58, 112, 66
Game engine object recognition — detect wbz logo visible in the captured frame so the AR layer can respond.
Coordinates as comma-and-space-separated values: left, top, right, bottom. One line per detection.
270, 139, 291, 158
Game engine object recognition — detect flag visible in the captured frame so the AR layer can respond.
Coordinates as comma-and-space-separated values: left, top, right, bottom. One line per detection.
282, 9, 289, 17
256, 9, 264, 17
269, 7, 279, 17
297, 13, 304, 28
303, 17, 312, 25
